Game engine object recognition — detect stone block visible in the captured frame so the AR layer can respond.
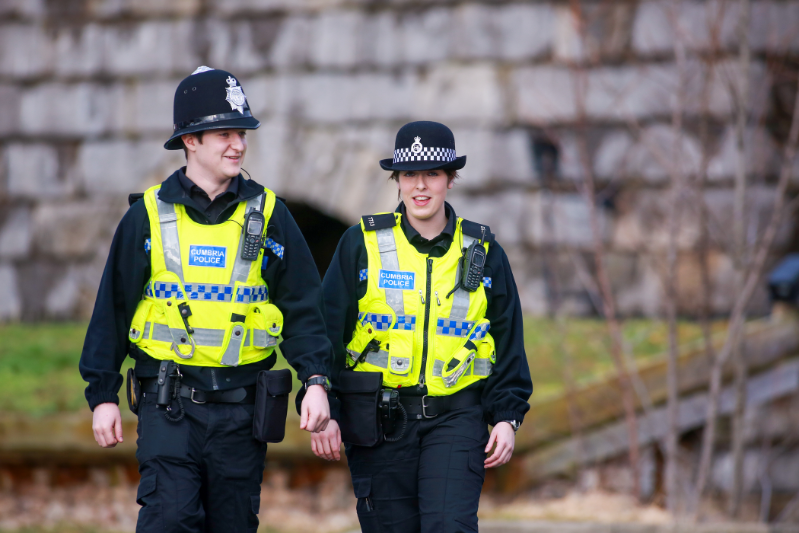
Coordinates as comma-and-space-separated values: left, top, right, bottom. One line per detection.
0, 207, 32, 259
401, 7, 453, 64
359, 11, 402, 68
45, 267, 81, 319
269, 16, 313, 68
514, 66, 576, 124
20, 82, 126, 137
32, 201, 122, 259
494, 3, 554, 61
52, 24, 104, 77
632, 0, 739, 56
125, 78, 179, 134
455, 128, 535, 188
210, 0, 298, 16
554, 3, 634, 62
0, 0, 45, 18
76, 140, 180, 195
102, 21, 200, 77
594, 125, 703, 183
707, 127, 780, 181
206, 19, 281, 76
5, 143, 70, 199
0, 264, 21, 322
0, 84, 20, 135
414, 63, 503, 124
585, 64, 676, 120
615, 255, 663, 317
310, 10, 365, 69
527, 192, 612, 249
88, 0, 201, 18
449, 190, 529, 246
751, 1, 799, 52
0, 24, 53, 78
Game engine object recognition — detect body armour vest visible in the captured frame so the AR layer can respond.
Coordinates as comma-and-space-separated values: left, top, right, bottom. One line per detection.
127, 184, 283, 367
346, 213, 496, 396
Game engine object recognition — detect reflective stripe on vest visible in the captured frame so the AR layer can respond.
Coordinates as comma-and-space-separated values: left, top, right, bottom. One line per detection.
144, 321, 278, 348
145, 281, 268, 303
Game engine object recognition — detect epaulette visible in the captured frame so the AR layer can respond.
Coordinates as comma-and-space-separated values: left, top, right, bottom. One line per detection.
362, 213, 397, 231
128, 193, 144, 207
461, 220, 494, 244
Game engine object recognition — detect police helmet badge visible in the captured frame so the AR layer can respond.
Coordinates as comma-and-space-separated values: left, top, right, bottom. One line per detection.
225, 76, 247, 113
411, 136, 423, 154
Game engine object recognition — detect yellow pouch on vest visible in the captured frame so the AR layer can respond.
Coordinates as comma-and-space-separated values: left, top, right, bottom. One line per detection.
388, 328, 413, 375
128, 299, 153, 344
245, 303, 284, 348
478, 333, 496, 364
346, 302, 395, 366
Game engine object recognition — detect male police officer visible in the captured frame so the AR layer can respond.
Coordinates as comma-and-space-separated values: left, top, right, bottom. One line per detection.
79, 66, 333, 532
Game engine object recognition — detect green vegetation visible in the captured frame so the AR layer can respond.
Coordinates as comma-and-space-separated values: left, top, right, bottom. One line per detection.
0, 318, 726, 416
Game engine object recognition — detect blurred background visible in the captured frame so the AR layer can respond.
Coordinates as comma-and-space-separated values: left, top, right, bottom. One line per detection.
2, 0, 799, 531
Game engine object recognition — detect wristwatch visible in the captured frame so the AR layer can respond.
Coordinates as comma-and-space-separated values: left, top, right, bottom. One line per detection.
305, 375, 331, 392
502, 420, 520, 432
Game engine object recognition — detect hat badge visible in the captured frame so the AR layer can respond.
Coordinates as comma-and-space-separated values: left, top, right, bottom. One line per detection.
225, 76, 247, 114
411, 136, 423, 154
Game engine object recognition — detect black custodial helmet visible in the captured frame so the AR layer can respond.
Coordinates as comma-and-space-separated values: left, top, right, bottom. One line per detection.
164, 66, 261, 150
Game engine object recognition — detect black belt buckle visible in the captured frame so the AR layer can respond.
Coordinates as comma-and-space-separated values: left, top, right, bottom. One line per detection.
421, 395, 438, 419
190, 388, 206, 404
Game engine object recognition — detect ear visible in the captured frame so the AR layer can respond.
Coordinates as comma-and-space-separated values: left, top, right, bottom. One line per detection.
182, 133, 198, 153
447, 177, 455, 189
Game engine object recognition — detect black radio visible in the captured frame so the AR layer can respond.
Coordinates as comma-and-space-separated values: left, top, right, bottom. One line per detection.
241, 211, 265, 261
459, 228, 487, 292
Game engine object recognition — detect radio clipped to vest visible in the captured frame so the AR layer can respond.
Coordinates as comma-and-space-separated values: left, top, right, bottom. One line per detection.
448, 227, 487, 298
241, 193, 267, 261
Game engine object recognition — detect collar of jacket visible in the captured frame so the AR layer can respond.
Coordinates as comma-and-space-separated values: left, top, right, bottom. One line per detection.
158, 168, 265, 209
396, 201, 457, 244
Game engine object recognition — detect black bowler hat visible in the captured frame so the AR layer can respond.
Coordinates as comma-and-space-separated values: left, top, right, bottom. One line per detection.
380, 121, 467, 171
164, 66, 261, 150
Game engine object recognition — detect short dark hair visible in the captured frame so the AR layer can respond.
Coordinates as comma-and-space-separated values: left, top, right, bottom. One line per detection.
182, 130, 205, 159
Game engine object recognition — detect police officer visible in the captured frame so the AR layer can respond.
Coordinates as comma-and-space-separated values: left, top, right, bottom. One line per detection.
79, 66, 333, 532
314, 121, 533, 532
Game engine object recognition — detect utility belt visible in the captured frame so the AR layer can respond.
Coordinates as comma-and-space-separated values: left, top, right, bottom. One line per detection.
126, 363, 292, 443
337, 370, 483, 447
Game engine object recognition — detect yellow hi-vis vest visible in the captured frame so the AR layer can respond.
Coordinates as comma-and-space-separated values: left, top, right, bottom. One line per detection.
346, 213, 496, 396
127, 184, 284, 367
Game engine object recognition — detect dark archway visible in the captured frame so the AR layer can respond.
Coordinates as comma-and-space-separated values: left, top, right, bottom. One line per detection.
285, 201, 350, 277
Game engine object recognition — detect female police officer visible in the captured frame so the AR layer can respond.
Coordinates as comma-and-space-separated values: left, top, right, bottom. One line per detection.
314, 121, 532, 532
80, 66, 333, 532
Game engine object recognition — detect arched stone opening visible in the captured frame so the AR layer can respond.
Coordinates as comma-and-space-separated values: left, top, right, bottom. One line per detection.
284, 201, 350, 277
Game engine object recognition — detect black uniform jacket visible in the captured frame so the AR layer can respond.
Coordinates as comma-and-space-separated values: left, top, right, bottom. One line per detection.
79, 169, 333, 411
323, 202, 532, 427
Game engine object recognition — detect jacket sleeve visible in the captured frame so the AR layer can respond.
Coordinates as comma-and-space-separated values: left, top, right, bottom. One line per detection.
262, 201, 333, 385
480, 240, 532, 426
79, 201, 151, 411
320, 225, 366, 420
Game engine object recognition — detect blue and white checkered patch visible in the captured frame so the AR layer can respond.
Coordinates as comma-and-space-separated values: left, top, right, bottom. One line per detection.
152, 282, 185, 300
469, 322, 491, 341
184, 283, 234, 302
359, 269, 368, 281
264, 238, 284, 259
144, 238, 151, 255
236, 285, 268, 303
482, 277, 492, 288
359, 312, 416, 331
436, 319, 475, 337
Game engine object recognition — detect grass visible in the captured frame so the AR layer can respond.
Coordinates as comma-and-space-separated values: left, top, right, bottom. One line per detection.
0, 318, 727, 416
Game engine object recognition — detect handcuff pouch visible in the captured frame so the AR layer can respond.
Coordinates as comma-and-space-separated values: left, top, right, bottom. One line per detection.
338, 370, 383, 447
126, 367, 141, 415
253, 369, 293, 443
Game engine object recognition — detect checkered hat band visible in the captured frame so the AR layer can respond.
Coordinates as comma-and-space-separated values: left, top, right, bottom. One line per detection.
358, 312, 416, 331
393, 147, 457, 164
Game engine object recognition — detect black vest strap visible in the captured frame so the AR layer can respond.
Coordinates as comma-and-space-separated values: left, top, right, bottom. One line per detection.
362, 213, 397, 231
461, 219, 494, 243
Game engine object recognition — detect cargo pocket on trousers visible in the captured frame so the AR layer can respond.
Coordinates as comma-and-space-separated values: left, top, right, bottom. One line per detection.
136, 472, 162, 531
248, 494, 261, 532
352, 475, 380, 529
468, 447, 487, 481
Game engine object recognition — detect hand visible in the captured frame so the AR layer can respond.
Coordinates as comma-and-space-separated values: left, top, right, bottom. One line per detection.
311, 419, 342, 461
300, 378, 330, 433
92, 402, 124, 448
484, 421, 515, 468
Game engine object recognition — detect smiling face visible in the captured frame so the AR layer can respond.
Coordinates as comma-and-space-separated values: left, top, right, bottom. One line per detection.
397, 169, 454, 223
182, 128, 247, 179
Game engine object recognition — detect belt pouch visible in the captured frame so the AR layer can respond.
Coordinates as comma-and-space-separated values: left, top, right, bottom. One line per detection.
253, 369, 293, 443
338, 370, 383, 447
126, 367, 141, 415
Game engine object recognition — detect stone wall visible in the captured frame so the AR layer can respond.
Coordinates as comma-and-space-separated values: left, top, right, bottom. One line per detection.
1, 0, 798, 320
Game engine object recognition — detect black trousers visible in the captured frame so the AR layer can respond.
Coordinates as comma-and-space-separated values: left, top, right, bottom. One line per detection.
345, 405, 490, 533
135, 392, 267, 533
